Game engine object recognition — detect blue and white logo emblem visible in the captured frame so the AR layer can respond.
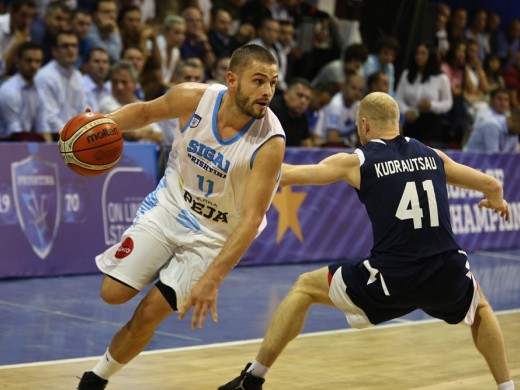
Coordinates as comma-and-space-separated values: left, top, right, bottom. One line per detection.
189, 114, 202, 128
11, 155, 61, 259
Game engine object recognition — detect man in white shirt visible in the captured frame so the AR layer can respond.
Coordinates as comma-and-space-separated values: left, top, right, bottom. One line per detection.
34, 30, 88, 141
0, 41, 49, 141
82, 47, 111, 112
464, 88, 520, 153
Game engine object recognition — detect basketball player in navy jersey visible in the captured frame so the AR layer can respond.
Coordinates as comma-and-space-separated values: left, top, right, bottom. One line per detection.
77, 44, 285, 389
220, 92, 514, 390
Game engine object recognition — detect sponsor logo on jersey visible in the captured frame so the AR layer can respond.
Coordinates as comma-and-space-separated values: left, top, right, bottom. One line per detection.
189, 114, 202, 128
115, 237, 134, 259
184, 190, 228, 223
186, 139, 231, 175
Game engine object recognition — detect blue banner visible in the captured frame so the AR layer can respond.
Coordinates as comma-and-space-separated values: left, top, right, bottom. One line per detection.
0, 143, 157, 278
240, 149, 520, 266
1, 145, 519, 277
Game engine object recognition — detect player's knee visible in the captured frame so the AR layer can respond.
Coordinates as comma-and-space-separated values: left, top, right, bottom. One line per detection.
100, 278, 138, 305
293, 271, 328, 303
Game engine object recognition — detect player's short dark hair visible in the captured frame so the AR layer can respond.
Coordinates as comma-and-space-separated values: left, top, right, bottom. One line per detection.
229, 44, 277, 73
45, 0, 72, 15
86, 47, 109, 62
51, 29, 77, 48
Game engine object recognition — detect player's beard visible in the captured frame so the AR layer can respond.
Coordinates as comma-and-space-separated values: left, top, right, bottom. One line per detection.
235, 83, 266, 119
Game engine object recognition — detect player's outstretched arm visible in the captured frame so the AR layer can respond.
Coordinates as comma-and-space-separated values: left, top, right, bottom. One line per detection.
436, 149, 510, 221
281, 152, 361, 188
106, 83, 207, 132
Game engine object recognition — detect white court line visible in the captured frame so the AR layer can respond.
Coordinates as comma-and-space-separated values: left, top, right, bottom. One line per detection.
1, 308, 518, 370
474, 250, 520, 262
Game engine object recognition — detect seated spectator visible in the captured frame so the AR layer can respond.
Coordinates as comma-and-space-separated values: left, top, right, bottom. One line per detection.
463, 88, 520, 152
118, 4, 160, 67
269, 77, 313, 147
180, 7, 216, 75
434, 4, 450, 61
306, 80, 336, 146
248, 17, 287, 91
311, 42, 368, 90
366, 71, 389, 94
71, 9, 92, 70
278, 20, 302, 82
30, 0, 71, 64
207, 8, 239, 59
503, 51, 520, 108
0, 42, 49, 141
98, 60, 162, 144
34, 30, 88, 141
465, 8, 490, 63
317, 71, 365, 147
0, 0, 37, 79
88, 0, 121, 63
239, 0, 273, 31
207, 55, 230, 85
82, 47, 111, 112
483, 52, 505, 91
172, 58, 205, 84
363, 36, 399, 95
447, 7, 468, 43
441, 40, 472, 147
119, 0, 155, 25
464, 38, 490, 117
396, 42, 452, 147
156, 14, 185, 85
121, 45, 166, 101
496, 18, 520, 69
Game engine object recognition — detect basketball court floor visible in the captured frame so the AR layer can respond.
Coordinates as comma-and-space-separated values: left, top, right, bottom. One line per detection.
0, 249, 519, 389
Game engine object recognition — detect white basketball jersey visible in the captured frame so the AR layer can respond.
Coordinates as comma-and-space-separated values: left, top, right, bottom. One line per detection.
152, 84, 285, 242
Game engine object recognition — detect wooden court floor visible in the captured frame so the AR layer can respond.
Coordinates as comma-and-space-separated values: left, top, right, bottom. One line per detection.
1, 311, 518, 389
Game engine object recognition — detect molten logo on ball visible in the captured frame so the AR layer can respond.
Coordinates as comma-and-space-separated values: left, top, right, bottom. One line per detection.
58, 112, 124, 177
86, 127, 119, 143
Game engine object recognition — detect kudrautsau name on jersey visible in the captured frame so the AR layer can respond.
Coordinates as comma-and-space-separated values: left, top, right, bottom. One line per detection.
375, 156, 438, 178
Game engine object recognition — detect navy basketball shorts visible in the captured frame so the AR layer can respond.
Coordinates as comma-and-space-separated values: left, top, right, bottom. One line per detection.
328, 250, 479, 329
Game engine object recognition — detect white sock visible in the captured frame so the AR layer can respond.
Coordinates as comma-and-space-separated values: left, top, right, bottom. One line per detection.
498, 380, 515, 390
92, 349, 125, 380
246, 360, 269, 378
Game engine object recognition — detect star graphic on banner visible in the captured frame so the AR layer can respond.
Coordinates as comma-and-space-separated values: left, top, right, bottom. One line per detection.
272, 186, 307, 243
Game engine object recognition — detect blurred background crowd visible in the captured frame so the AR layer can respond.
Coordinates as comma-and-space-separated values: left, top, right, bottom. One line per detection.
0, 0, 519, 160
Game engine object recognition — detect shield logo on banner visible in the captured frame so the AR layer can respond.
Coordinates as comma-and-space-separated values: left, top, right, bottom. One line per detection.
11, 155, 61, 259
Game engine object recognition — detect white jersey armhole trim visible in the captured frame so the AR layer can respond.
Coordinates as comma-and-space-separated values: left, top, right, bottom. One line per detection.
354, 148, 365, 166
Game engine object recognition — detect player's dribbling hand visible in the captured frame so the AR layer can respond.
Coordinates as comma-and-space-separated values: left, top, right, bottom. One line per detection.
478, 199, 510, 221
178, 277, 219, 330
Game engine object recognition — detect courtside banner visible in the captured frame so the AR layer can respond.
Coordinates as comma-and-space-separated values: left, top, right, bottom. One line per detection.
240, 148, 520, 266
1, 145, 519, 277
0, 143, 157, 278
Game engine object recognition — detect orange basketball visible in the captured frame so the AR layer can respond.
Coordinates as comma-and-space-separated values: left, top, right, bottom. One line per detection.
58, 111, 123, 176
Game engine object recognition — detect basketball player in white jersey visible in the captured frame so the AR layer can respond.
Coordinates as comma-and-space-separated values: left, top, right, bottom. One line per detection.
77, 44, 285, 389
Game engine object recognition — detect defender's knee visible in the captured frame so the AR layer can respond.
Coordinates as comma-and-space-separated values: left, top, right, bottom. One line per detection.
292, 271, 330, 304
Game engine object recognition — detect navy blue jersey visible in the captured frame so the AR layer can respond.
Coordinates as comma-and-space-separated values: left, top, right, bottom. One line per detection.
356, 136, 460, 269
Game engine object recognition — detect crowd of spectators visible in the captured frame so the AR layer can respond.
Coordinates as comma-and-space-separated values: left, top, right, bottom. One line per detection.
0, 0, 518, 153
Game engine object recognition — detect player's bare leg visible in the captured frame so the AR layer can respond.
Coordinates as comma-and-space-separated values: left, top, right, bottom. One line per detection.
99, 276, 141, 305
78, 286, 173, 389
218, 267, 334, 390
108, 286, 174, 363
256, 267, 334, 367
470, 289, 513, 388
